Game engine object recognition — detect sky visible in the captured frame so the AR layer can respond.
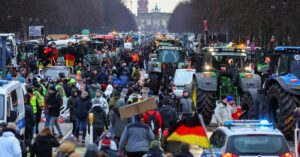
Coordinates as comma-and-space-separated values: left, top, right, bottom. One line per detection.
123, 0, 185, 15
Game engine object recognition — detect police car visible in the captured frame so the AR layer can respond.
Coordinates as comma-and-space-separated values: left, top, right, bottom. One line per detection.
0, 79, 26, 135
201, 120, 293, 157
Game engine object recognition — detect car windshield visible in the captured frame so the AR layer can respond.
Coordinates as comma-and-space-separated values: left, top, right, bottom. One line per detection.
0, 95, 4, 121
158, 50, 182, 63
291, 54, 300, 78
227, 135, 288, 155
174, 70, 195, 85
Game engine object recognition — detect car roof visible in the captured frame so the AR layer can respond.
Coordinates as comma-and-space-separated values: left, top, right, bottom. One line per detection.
216, 126, 284, 137
175, 69, 196, 72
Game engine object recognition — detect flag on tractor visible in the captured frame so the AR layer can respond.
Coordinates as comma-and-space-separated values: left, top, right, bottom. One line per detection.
167, 115, 210, 148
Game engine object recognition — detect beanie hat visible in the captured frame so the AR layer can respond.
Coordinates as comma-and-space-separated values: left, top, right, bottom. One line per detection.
150, 140, 161, 148
49, 86, 56, 91
81, 91, 89, 97
227, 96, 234, 102
101, 138, 111, 147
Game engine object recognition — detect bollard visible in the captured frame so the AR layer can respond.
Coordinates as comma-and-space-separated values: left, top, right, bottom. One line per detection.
89, 113, 94, 144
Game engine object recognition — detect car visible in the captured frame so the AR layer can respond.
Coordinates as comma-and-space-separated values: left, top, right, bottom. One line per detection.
171, 68, 195, 97
201, 120, 293, 157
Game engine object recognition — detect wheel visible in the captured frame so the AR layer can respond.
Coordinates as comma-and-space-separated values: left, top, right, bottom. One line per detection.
193, 78, 216, 124
241, 93, 255, 119
149, 73, 161, 95
267, 83, 300, 139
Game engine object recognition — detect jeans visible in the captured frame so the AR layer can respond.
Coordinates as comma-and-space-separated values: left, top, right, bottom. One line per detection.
50, 116, 63, 136
93, 126, 104, 144
76, 117, 88, 139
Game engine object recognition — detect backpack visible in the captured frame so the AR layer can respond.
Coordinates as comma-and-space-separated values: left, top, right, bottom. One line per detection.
56, 151, 74, 157
146, 111, 159, 131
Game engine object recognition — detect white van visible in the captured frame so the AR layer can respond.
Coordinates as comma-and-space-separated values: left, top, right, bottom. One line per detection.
0, 80, 25, 135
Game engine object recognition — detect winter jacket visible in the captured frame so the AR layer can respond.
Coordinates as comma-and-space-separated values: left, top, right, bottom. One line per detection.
25, 104, 35, 131
104, 84, 113, 98
119, 74, 129, 85
83, 144, 99, 157
30, 135, 59, 157
97, 72, 108, 84
109, 107, 128, 137
74, 97, 92, 119
67, 93, 78, 121
89, 105, 108, 128
91, 96, 109, 115
159, 105, 179, 129
0, 131, 22, 157
175, 151, 194, 157
142, 110, 162, 133
214, 100, 235, 125
178, 97, 195, 116
143, 147, 164, 157
119, 122, 155, 152
44, 92, 63, 117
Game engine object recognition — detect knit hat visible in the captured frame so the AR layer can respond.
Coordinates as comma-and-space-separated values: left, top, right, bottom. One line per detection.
150, 140, 161, 149
49, 86, 56, 91
101, 138, 111, 147
227, 96, 234, 102
69, 79, 76, 85
81, 91, 89, 97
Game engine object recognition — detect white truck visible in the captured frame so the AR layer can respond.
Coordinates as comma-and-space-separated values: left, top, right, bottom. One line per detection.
0, 33, 18, 66
0, 80, 25, 135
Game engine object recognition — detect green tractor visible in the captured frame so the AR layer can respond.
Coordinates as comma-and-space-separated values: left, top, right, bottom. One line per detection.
148, 46, 189, 94
192, 47, 262, 124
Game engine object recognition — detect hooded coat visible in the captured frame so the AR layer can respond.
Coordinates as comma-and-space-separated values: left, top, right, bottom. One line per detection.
30, 134, 59, 157
67, 90, 78, 121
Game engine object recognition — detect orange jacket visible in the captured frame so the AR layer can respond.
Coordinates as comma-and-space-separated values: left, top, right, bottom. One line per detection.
132, 54, 139, 62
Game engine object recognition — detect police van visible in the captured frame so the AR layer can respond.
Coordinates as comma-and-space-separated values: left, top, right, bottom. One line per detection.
0, 80, 25, 135
201, 120, 292, 157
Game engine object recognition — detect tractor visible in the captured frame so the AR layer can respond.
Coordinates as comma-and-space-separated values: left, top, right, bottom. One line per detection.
259, 46, 300, 139
192, 47, 262, 124
148, 46, 189, 95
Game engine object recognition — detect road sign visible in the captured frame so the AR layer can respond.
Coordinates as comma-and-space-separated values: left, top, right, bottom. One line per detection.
81, 29, 90, 35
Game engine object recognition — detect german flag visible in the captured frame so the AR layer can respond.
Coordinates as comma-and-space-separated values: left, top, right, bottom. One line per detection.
167, 115, 210, 148
66, 54, 75, 66
232, 106, 245, 120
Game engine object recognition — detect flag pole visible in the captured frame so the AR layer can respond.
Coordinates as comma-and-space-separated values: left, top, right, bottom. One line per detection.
198, 114, 214, 157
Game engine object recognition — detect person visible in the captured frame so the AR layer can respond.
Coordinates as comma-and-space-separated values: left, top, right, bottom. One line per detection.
91, 89, 109, 115
67, 89, 78, 136
161, 124, 181, 155
56, 79, 66, 98
109, 91, 127, 142
214, 96, 236, 126
74, 91, 91, 143
44, 86, 63, 138
0, 123, 22, 157
89, 100, 108, 144
30, 127, 60, 157
99, 137, 121, 157
0, 122, 7, 137
55, 136, 80, 157
24, 94, 35, 149
119, 115, 155, 157
61, 42, 76, 67
143, 140, 164, 157
159, 96, 179, 130
132, 52, 139, 63
33, 84, 44, 134
98, 131, 118, 151
97, 69, 108, 85
178, 90, 195, 119
83, 144, 99, 157
27, 87, 38, 133
142, 109, 162, 139
175, 143, 193, 157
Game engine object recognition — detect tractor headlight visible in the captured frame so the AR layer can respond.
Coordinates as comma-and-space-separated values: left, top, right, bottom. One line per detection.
245, 65, 251, 71
208, 48, 214, 52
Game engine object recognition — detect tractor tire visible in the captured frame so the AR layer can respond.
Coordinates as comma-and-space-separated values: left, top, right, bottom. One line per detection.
267, 83, 300, 139
193, 79, 216, 124
241, 93, 255, 119
149, 73, 160, 95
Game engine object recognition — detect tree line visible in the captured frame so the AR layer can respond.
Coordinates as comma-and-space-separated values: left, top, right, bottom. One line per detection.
168, 0, 300, 46
0, 0, 137, 38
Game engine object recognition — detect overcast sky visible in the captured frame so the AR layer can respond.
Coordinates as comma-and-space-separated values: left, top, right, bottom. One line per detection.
124, 0, 185, 15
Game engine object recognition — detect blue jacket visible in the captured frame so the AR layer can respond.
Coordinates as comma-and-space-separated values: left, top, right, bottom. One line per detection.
119, 75, 129, 85
74, 97, 92, 118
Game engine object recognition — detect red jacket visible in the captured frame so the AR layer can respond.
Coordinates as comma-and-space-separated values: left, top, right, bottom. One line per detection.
142, 110, 163, 131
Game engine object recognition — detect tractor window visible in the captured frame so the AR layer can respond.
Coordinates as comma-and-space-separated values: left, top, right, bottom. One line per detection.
0, 95, 4, 121
158, 50, 183, 63
213, 55, 245, 70
277, 55, 289, 75
291, 54, 300, 78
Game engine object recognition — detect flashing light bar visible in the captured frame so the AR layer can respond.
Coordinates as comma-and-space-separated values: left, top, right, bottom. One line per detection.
159, 46, 183, 50
224, 120, 274, 128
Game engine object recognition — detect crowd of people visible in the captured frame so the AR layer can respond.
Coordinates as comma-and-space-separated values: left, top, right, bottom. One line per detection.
0, 39, 241, 157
